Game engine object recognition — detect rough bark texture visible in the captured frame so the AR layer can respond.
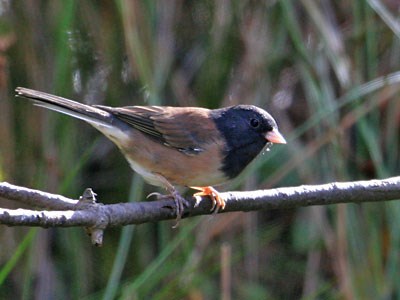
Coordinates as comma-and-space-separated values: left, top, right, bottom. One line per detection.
1, 177, 400, 245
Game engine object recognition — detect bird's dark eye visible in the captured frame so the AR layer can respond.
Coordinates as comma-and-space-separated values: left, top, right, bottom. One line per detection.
250, 118, 260, 128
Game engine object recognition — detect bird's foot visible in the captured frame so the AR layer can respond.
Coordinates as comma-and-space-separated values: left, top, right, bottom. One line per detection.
147, 190, 189, 227
191, 186, 226, 213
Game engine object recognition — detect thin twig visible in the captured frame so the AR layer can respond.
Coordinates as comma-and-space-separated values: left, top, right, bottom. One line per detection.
1, 177, 399, 245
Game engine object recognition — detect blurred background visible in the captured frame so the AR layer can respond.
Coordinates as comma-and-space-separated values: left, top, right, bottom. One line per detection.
1, 1, 400, 299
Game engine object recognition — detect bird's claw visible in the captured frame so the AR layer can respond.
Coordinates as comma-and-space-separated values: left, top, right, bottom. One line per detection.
146, 191, 189, 228
191, 186, 226, 213
146, 192, 164, 199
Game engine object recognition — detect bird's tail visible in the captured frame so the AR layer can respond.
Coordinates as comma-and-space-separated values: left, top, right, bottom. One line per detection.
15, 87, 114, 128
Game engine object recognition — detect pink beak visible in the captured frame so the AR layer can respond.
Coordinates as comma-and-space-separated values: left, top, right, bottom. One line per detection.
265, 128, 286, 144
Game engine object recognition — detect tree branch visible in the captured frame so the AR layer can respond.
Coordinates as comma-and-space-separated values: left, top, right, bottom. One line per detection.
1, 177, 400, 245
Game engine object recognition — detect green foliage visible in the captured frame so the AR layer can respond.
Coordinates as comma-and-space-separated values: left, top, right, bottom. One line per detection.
1, 1, 400, 299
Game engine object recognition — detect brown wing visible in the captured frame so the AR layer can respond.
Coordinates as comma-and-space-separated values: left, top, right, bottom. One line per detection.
95, 105, 214, 155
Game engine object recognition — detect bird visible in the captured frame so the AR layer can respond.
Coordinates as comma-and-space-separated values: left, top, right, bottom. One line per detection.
15, 87, 286, 223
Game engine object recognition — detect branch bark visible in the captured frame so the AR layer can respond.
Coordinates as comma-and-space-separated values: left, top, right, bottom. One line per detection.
1, 177, 400, 245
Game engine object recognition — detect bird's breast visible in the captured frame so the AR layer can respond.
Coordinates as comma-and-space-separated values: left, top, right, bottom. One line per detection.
117, 130, 229, 188
220, 139, 267, 179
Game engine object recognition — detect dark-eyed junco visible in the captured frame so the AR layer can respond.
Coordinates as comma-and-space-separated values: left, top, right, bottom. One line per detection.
16, 87, 286, 222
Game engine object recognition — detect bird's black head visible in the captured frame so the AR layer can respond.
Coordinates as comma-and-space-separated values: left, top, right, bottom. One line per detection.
210, 105, 286, 179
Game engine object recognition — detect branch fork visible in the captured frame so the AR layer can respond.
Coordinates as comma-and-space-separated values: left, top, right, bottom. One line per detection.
1, 176, 400, 246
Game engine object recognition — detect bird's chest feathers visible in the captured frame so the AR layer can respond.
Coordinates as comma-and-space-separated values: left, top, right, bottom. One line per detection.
121, 135, 228, 188
220, 139, 266, 179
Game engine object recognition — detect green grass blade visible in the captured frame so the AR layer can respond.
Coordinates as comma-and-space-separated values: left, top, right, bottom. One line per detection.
0, 228, 37, 287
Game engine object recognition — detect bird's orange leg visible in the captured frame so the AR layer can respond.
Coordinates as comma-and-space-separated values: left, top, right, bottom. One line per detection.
191, 186, 226, 212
